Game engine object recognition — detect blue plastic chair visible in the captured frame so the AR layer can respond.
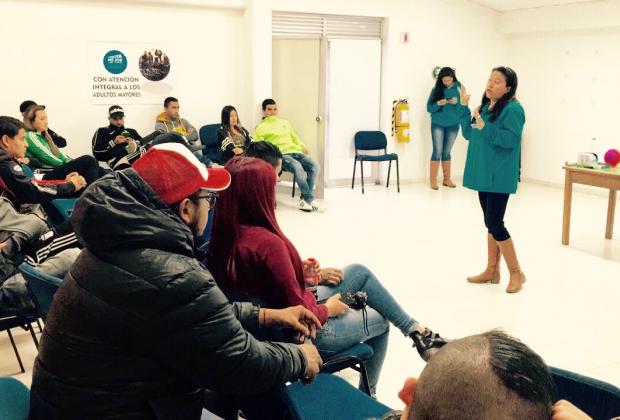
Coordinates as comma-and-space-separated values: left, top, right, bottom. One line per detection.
199, 124, 222, 164
352, 131, 400, 194
18, 263, 63, 320
550, 367, 620, 420
0, 377, 29, 420
278, 374, 391, 420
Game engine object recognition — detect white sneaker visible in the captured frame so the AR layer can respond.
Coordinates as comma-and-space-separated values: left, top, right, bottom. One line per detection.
298, 199, 313, 212
310, 200, 323, 212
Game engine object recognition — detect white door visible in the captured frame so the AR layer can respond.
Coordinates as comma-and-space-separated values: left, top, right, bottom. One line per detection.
325, 39, 382, 184
272, 38, 324, 199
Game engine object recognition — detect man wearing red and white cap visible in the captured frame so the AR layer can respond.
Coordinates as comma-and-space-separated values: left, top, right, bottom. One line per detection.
30, 143, 323, 419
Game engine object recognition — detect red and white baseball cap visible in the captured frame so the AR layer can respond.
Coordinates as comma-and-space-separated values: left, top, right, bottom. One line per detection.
133, 142, 231, 206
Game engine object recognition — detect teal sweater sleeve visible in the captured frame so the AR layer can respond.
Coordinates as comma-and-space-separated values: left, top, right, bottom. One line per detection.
427, 89, 440, 113
459, 107, 473, 141
486, 103, 525, 150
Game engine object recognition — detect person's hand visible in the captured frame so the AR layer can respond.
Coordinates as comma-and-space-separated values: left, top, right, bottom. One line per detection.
325, 293, 348, 317
437, 99, 448, 106
319, 268, 343, 286
0, 240, 8, 253
262, 306, 322, 340
187, 127, 196, 134
298, 343, 322, 380
473, 107, 485, 129
17, 157, 30, 165
552, 400, 592, 420
114, 135, 128, 145
458, 85, 470, 106
232, 147, 244, 155
67, 174, 87, 191
64, 172, 79, 182
447, 97, 458, 105
302, 145, 309, 154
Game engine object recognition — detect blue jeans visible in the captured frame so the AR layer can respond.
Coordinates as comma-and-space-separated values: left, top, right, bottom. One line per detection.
430, 124, 459, 161
281, 153, 320, 203
314, 264, 419, 393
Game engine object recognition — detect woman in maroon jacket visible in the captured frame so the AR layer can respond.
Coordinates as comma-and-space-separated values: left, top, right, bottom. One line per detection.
208, 157, 446, 395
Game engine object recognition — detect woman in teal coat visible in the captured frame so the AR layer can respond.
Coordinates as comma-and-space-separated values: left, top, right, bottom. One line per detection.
459, 67, 526, 293
426, 67, 463, 189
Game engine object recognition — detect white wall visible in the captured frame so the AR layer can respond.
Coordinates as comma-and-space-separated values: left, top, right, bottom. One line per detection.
246, 0, 507, 181
503, 1, 620, 185
0, 0, 249, 158
1, 0, 504, 180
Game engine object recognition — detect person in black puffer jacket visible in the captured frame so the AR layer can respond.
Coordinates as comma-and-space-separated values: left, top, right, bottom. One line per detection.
29, 142, 322, 420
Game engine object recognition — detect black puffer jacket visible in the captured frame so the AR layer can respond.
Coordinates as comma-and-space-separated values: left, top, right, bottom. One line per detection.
29, 169, 307, 419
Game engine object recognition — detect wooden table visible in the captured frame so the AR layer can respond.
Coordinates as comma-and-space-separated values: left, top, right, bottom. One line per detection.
562, 165, 620, 245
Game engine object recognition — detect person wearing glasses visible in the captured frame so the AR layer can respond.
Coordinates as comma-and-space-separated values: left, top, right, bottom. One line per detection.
426, 67, 463, 190
92, 105, 161, 170
459, 67, 526, 293
29, 142, 324, 419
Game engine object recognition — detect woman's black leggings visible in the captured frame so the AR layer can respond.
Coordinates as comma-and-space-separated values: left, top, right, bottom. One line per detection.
42, 155, 106, 185
478, 191, 511, 241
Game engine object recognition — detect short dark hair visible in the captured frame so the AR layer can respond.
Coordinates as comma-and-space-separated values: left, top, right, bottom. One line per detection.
262, 98, 276, 111
164, 97, 178, 108
19, 100, 37, 114
410, 330, 556, 420
0, 116, 26, 139
245, 141, 282, 168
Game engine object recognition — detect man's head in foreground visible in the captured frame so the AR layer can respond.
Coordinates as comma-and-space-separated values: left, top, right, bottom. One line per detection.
400, 330, 556, 420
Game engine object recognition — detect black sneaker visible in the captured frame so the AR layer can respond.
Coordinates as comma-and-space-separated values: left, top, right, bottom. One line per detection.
410, 329, 448, 361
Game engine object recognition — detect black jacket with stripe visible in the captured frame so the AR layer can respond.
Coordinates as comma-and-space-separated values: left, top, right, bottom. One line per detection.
0, 149, 75, 211
92, 125, 144, 169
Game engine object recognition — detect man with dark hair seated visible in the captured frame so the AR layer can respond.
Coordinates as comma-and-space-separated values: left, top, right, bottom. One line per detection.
0, 116, 82, 316
19, 100, 66, 149
389, 330, 592, 420
29, 142, 323, 419
253, 98, 321, 212
0, 116, 86, 212
92, 105, 161, 170
246, 140, 283, 174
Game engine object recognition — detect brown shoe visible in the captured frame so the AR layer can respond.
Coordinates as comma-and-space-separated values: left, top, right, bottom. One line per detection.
497, 238, 526, 293
441, 161, 456, 188
430, 161, 440, 190
467, 233, 501, 284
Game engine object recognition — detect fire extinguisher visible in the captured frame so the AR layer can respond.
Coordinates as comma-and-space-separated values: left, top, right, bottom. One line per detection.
392, 99, 410, 143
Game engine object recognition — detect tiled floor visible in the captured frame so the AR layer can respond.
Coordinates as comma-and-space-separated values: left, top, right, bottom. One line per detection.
2, 181, 618, 412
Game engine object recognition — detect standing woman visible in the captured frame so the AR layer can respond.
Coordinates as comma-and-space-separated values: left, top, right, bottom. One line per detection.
459, 67, 526, 293
426, 67, 462, 190
217, 105, 251, 163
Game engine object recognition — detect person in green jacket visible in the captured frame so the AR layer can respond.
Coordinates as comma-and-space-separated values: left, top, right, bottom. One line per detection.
426, 67, 464, 190
23, 105, 104, 184
459, 67, 526, 293
253, 99, 321, 212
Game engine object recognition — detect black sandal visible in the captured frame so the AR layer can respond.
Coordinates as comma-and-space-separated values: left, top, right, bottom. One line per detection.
410, 329, 448, 361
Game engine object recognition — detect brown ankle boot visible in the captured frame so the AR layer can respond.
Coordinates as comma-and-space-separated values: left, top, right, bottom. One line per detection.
441, 161, 456, 188
430, 161, 440, 190
497, 238, 526, 293
467, 234, 501, 284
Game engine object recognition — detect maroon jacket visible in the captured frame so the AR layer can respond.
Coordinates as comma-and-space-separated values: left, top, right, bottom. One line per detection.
218, 225, 329, 324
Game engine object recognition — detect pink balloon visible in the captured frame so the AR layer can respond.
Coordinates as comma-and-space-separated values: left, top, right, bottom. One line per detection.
604, 149, 620, 167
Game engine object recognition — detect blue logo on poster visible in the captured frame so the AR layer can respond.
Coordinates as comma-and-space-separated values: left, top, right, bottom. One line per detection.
103, 50, 127, 74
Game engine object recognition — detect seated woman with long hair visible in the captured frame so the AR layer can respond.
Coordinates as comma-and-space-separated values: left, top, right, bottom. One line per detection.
217, 105, 251, 163
208, 157, 446, 395
23, 105, 105, 184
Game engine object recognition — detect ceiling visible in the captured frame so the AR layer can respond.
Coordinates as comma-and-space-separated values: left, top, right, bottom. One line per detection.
469, 0, 600, 12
